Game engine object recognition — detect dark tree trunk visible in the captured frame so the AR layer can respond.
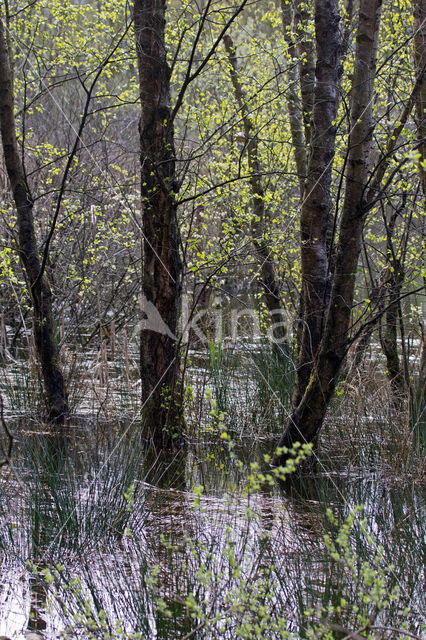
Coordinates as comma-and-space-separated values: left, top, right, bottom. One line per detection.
293, 0, 343, 407
380, 208, 405, 395
412, 0, 426, 445
380, 266, 405, 394
134, 0, 184, 449
0, 18, 67, 422
276, 0, 383, 459
224, 34, 287, 345
414, 0, 426, 197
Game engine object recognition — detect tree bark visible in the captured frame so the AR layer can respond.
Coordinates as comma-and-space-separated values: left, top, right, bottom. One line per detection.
134, 0, 184, 449
292, 0, 343, 407
412, 0, 425, 446
224, 34, 287, 344
381, 267, 405, 394
281, 1, 308, 196
0, 17, 68, 422
412, 316, 426, 447
380, 208, 405, 395
294, 0, 316, 147
414, 0, 426, 197
276, 0, 383, 457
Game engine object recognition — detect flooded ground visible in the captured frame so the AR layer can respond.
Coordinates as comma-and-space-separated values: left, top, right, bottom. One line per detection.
0, 424, 424, 639
0, 342, 425, 639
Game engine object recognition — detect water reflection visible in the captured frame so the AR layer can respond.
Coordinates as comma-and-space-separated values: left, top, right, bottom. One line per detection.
0, 421, 423, 638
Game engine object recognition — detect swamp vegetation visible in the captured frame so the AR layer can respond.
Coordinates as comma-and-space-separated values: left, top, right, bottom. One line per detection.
0, 0, 425, 637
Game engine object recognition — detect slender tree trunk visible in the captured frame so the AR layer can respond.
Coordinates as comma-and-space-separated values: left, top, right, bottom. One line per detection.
281, 1, 316, 357
276, 0, 383, 457
281, 1, 308, 196
294, 0, 316, 147
381, 265, 405, 394
134, 0, 184, 449
0, 18, 68, 422
292, 0, 343, 407
380, 208, 405, 395
411, 0, 426, 440
414, 0, 426, 197
412, 316, 426, 447
224, 34, 287, 344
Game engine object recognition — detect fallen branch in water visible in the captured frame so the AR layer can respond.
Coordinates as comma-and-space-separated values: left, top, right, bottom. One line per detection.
0, 393, 13, 465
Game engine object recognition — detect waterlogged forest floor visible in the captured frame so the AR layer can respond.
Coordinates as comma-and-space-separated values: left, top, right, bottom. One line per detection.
0, 345, 425, 639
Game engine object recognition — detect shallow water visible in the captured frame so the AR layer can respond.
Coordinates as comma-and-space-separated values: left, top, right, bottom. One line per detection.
0, 335, 424, 638
0, 419, 424, 639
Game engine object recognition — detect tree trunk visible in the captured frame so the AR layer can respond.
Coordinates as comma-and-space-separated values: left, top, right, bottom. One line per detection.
224, 34, 287, 345
381, 265, 405, 395
294, 0, 316, 147
0, 18, 68, 422
414, 0, 426, 197
411, 0, 426, 444
281, 1, 316, 357
380, 208, 405, 395
134, 0, 184, 449
281, 1, 308, 196
412, 317, 426, 448
292, 0, 343, 407
276, 0, 383, 458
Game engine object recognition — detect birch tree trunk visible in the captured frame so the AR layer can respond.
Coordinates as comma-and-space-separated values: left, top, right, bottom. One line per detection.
0, 18, 68, 422
292, 0, 343, 407
276, 0, 383, 456
134, 0, 184, 449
